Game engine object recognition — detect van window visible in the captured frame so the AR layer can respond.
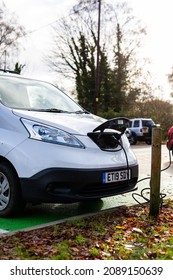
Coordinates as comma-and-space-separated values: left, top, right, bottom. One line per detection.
142, 120, 155, 127
134, 120, 139, 127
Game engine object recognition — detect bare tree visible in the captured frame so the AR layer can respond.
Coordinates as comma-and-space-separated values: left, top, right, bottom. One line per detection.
48, 1, 149, 115
0, 3, 25, 69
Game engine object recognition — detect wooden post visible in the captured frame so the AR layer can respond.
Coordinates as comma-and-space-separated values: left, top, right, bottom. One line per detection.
94, 0, 101, 114
150, 127, 162, 217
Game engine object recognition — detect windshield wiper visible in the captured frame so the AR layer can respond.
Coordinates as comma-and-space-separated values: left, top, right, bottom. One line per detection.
26, 108, 70, 113
25, 108, 89, 114
44, 108, 69, 113
74, 110, 89, 114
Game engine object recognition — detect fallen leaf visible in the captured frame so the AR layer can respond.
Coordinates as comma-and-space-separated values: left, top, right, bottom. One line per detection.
115, 225, 123, 229
132, 227, 144, 234
124, 244, 134, 250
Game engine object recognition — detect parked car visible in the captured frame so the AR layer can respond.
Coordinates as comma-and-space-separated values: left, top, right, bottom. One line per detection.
128, 118, 156, 145
0, 73, 138, 217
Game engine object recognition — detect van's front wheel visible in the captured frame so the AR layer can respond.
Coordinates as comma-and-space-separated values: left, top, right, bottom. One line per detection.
0, 162, 25, 218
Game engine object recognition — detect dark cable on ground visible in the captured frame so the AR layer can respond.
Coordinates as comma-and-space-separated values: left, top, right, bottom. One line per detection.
132, 148, 172, 208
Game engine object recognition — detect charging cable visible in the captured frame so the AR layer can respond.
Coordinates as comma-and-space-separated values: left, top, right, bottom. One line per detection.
132, 148, 172, 207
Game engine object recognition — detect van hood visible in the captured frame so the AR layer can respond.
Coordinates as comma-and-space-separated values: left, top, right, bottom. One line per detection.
12, 109, 105, 135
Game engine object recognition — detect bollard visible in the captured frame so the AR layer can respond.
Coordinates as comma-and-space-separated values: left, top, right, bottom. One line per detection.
150, 127, 162, 217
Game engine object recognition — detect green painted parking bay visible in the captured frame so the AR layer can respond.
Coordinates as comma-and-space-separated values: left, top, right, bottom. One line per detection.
0, 194, 134, 232
0, 200, 105, 232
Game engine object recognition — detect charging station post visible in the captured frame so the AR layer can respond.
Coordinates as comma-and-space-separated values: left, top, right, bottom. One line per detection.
150, 127, 162, 217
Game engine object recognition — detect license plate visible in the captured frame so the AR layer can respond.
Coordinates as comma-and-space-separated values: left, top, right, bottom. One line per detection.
102, 170, 131, 184
142, 127, 149, 133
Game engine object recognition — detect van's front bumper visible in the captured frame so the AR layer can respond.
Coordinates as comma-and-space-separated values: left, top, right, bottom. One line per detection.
20, 164, 138, 203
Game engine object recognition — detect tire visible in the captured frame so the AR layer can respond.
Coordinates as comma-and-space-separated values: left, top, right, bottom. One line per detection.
0, 162, 25, 217
146, 139, 151, 145
129, 133, 137, 145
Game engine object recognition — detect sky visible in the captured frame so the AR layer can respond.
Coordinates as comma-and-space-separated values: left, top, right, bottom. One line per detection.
1, 0, 173, 99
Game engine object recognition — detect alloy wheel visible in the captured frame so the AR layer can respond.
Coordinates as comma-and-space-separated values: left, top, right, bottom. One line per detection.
0, 172, 10, 211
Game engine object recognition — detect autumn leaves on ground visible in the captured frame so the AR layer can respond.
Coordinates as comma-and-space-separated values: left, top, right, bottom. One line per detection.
0, 199, 173, 260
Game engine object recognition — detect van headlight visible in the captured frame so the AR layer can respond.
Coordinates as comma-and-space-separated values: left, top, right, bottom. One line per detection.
21, 119, 85, 148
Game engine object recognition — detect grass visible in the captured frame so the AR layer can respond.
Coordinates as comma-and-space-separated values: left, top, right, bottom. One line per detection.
0, 199, 173, 260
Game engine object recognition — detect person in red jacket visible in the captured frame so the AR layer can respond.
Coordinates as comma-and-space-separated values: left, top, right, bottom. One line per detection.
167, 126, 173, 151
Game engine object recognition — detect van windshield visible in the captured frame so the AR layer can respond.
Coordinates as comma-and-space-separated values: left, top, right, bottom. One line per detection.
0, 76, 84, 113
